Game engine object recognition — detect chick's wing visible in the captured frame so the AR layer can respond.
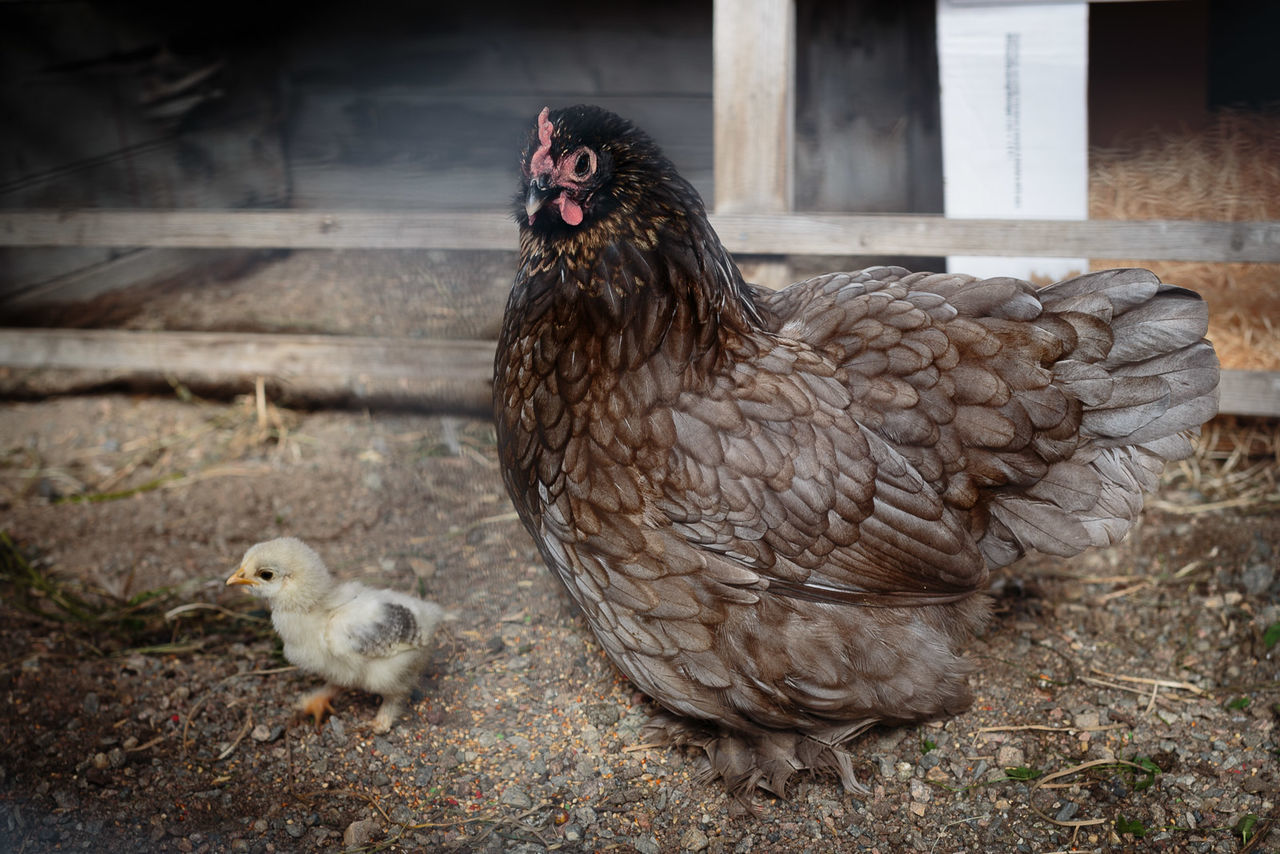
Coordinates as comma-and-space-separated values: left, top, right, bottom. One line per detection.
325, 590, 427, 659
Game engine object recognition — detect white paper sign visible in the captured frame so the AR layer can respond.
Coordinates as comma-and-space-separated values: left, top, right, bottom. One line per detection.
937, 0, 1088, 281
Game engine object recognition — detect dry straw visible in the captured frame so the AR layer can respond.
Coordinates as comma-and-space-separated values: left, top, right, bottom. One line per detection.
1090, 108, 1280, 372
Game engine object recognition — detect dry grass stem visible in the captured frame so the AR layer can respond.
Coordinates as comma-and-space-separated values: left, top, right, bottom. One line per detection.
1028, 758, 1157, 828
217, 709, 255, 760
1089, 668, 1205, 695
975, 724, 1127, 735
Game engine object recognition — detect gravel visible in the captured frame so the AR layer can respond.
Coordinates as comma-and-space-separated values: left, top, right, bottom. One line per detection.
0, 397, 1276, 852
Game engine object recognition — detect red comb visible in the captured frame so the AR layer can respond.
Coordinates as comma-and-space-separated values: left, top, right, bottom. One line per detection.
530, 107, 554, 178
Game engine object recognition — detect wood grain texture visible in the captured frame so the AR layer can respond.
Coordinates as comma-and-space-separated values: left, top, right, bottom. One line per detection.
3, 210, 1278, 263
713, 0, 795, 212
0, 328, 495, 411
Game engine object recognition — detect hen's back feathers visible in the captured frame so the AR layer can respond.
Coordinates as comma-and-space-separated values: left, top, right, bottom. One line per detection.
760, 266, 1218, 571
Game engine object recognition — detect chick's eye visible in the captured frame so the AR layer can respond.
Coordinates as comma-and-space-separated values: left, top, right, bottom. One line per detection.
570, 148, 595, 179
258, 569, 274, 581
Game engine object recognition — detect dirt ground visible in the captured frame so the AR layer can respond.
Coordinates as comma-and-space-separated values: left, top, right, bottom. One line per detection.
1, 250, 1278, 853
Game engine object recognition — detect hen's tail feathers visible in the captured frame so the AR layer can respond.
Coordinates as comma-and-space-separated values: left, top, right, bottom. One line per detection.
643, 712, 875, 805
979, 269, 1220, 569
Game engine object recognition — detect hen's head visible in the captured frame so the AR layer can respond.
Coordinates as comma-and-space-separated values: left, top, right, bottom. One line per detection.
517, 105, 694, 238
226, 537, 331, 612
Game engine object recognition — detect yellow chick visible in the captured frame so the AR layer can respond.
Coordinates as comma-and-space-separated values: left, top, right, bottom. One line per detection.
227, 537, 444, 733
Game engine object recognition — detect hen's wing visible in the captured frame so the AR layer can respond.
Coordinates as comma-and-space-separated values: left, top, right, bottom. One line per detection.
756, 267, 1069, 499
655, 336, 987, 605
755, 266, 1216, 568
325, 587, 441, 659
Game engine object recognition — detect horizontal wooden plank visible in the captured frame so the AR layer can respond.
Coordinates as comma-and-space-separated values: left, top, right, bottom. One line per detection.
1217, 370, 1280, 419
0, 328, 496, 412
0, 328, 1274, 418
2, 210, 1279, 263
0, 328, 494, 381
0, 211, 515, 252
710, 213, 1280, 263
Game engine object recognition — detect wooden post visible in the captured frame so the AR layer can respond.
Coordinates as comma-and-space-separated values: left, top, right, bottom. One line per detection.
714, 0, 796, 288
713, 0, 796, 214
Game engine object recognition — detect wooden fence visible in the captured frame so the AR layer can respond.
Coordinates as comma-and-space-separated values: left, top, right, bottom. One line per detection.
1, 208, 1278, 417
1, 0, 1277, 417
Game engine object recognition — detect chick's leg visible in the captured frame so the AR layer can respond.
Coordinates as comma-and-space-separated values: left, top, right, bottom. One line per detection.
298, 684, 342, 726
372, 693, 407, 734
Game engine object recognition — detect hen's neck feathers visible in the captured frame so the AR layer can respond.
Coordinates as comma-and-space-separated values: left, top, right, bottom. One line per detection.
514, 165, 764, 371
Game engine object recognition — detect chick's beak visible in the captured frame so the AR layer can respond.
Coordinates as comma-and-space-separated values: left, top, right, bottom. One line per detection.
226, 565, 256, 587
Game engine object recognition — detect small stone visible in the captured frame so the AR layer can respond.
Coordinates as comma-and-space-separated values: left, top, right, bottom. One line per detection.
83, 693, 100, 715
414, 766, 434, 787
252, 819, 268, 834
251, 725, 273, 743
909, 779, 932, 803
631, 836, 660, 854
680, 828, 709, 851
91, 753, 109, 770
1242, 776, 1270, 794
1073, 711, 1099, 730
284, 821, 305, 839
500, 786, 532, 809
343, 819, 379, 848
1055, 802, 1079, 822
996, 746, 1025, 768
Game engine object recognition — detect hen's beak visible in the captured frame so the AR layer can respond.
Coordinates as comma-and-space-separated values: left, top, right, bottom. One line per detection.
525, 179, 552, 222
226, 565, 256, 587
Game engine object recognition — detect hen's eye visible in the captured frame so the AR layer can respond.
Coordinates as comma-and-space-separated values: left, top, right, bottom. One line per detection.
258, 569, 274, 581
571, 148, 595, 179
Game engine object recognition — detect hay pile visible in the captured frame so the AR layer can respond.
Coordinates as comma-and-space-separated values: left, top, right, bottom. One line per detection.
1090, 109, 1280, 371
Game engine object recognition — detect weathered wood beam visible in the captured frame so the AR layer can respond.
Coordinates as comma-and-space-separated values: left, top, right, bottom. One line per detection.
3, 210, 1278, 263
1218, 370, 1280, 419
713, 0, 795, 213
0, 328, 495, 412
0, 328, 1274, 418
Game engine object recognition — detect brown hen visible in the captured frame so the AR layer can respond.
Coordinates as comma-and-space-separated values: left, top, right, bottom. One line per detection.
494, 105, 1220, 798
